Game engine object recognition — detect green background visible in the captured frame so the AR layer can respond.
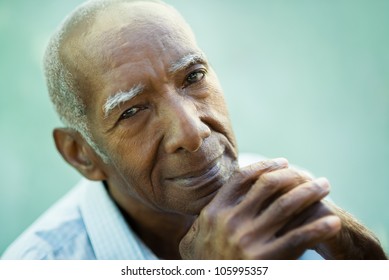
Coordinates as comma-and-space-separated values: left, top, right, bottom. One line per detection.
1, 0, 388, 256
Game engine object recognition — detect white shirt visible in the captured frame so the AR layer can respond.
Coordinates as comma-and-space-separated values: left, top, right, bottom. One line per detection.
2, 179, 157, 259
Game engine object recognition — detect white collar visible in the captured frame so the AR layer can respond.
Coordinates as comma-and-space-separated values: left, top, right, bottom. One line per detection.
79, 179, 158, 260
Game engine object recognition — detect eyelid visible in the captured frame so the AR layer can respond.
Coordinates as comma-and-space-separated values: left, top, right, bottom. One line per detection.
184, 62, 207, 75
183, 67, 207, 88
118, 105, 147, 122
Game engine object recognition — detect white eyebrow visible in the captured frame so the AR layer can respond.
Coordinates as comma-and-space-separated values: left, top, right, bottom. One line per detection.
169, 53, 207, 74
103, 83, 144, 118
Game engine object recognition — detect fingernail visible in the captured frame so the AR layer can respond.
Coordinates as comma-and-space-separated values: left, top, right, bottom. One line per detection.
273, 157, 289, 167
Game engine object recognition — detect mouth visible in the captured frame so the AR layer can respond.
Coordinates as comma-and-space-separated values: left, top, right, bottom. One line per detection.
166, 156, 229, 189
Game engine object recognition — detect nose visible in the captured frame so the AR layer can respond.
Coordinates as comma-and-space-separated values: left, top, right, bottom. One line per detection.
163, 97, 211, 154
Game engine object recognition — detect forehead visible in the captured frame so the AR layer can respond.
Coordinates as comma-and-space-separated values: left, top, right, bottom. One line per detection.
89, 2, 197, 65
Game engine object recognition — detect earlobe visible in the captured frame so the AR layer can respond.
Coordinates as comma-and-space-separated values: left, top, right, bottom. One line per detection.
53, 128, 107, 181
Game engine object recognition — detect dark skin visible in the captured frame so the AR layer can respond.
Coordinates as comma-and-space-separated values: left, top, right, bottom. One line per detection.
53, 2, 387, 260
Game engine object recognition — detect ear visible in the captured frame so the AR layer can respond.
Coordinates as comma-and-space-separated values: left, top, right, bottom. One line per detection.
53, 128, 107, 181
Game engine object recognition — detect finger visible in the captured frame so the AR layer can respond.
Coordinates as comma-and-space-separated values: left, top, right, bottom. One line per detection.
179, 218, 200, 259
276, 200, 333, 237
248, 215, 341, 259
234, 167, 313, 217
210, 158, 289, 208
257, 177, 331, 235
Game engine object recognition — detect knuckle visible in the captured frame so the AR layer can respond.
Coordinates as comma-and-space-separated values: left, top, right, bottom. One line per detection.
274, 196, 292, 217
286, 231, 306, 251
258, 172, 278, 187
302, 180, 328, 199
255, 160, 274, 171
292, 171, 310, 185
230, 225, 257, 255
230, 169, 249, 184
287, 168, 310, 184
200, 205, 217, 225
202, 205, 239, 232
220, 209, 239, 232
253, 176, 271, 192
245, 160, 276, 174
234, 228, 252, 248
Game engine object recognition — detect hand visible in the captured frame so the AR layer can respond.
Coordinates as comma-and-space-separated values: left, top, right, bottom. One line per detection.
179, 158, 341, 259
313, 200, 388, 259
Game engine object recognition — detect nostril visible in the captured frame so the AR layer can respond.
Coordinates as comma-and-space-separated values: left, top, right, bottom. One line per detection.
164, 126, 206, 154
162, 99, 211, 153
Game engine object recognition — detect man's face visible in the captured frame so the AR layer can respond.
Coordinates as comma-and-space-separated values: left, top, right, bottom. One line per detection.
78, 3, 238, 215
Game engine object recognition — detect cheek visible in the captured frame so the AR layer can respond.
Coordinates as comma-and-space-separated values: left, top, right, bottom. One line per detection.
199, 85, 236, 141
212, 93, 230, 119
103, 129, 161, 198
202, 75, 231, 120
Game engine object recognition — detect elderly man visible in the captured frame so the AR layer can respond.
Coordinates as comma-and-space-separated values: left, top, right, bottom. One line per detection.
2, 0, 387, 260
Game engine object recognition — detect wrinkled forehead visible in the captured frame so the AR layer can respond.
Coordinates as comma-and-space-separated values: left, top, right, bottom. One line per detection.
85, 2, 197, 62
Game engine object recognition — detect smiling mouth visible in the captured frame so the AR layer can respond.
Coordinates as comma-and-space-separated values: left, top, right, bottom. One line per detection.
167, 157, 228, 189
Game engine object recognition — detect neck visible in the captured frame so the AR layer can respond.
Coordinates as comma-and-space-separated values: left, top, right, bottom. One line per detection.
106, 182, 195, 259
125, 209, 195, 259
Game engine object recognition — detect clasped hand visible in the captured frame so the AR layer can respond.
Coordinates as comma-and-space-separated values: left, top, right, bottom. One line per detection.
180, 158, 343, 259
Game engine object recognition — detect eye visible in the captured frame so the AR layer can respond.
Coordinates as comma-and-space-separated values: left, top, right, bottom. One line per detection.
119, 105, 147, 121
184, 69, 206, 87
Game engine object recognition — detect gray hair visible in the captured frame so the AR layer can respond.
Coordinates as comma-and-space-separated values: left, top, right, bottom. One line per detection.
43, 0, 165, 163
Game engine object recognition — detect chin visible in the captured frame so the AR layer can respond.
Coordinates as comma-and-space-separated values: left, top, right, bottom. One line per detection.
162, 155, 239, 216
